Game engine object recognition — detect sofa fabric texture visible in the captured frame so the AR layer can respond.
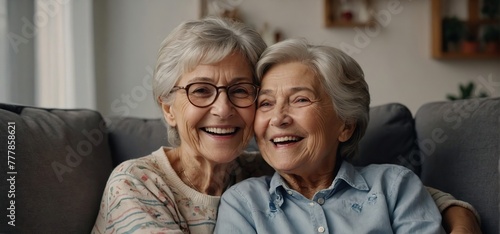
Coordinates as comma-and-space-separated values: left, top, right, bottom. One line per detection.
0, 97, 498, 233
0, 104, 113, 234
416, 98, 500, 233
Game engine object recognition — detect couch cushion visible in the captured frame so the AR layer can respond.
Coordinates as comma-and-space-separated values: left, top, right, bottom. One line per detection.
0, 103, 113, 234
107, 117, 169, 166
353, 103, 419, 173
416, 97, 499, 234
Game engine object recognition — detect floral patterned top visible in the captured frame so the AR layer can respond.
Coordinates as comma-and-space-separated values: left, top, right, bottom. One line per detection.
92, 147, 264, 234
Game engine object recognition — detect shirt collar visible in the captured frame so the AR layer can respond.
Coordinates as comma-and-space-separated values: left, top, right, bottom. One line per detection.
268, 161, 370, 198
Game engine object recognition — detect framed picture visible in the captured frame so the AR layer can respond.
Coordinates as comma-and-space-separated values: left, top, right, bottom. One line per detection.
199, 0, 243, 20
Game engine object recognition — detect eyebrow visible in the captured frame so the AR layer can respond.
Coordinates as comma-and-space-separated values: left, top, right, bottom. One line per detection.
189, 76, 253, 84
258, 86, 315, 96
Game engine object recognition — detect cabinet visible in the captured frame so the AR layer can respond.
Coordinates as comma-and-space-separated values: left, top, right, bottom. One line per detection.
324, 0, 374, 27
431, 0, 500, 59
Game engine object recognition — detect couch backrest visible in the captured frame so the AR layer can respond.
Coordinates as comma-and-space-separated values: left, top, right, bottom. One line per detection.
416, 97, 500, 234
0, 103, 114, 234
108, 103, 419, 173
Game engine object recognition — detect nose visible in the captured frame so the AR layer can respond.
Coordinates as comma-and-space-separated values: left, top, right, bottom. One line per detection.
269, 104, 292, 127
210, 89, 235, 119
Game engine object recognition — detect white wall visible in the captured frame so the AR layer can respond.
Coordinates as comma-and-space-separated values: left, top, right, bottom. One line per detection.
0, 0, 9, 102
94, 0, 199, 119
94, 0, 500, 118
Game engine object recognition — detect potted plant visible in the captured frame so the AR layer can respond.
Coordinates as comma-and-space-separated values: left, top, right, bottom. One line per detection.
447, 81, 489, 101
442, 17, 464, 52
482, 26, 500, 53
461, 30, 479, 54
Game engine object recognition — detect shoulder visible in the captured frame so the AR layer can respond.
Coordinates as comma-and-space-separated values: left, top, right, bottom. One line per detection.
224, 176, 272, 199
105, 149, 174, 194
357, 163, 416, 181
111, 154, 162, 178
111, 148, 169, 178
220, 176, 273, 213
355, 164, 426, 200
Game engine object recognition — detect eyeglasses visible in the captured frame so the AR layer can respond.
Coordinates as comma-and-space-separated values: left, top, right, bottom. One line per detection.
170, 82, 259, 108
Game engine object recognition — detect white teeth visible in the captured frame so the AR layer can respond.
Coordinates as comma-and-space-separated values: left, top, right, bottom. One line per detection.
204, 127, 236, 134
272, 136, 300, 143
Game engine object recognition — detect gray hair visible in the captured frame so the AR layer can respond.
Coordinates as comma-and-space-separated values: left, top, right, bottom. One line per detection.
153, 17, 267, 146
256, 38, 370, 160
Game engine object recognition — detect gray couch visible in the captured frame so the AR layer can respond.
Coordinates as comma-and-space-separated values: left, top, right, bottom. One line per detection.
0, 97, 498, 234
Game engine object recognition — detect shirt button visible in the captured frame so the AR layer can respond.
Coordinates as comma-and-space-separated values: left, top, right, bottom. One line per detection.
309, 202, 315, 206
317, 197, 325, 205
287, 190, 293, 195
318, 226, 325, 233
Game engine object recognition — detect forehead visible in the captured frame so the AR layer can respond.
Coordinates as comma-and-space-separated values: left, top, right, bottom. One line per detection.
260, 62, 320, 90
179, 53, 253, 83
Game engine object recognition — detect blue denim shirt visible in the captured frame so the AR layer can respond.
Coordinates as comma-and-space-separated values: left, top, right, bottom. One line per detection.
215, 162, 445, 234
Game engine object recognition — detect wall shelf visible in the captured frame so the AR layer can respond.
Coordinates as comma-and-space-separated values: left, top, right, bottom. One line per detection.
431, 0, 500, 59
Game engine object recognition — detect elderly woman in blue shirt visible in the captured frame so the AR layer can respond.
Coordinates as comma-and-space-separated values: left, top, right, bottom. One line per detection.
215, 38, 446, 233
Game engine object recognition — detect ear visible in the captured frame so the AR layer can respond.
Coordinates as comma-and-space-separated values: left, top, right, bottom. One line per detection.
162, 103, 177, 127
338, 122, 356, 142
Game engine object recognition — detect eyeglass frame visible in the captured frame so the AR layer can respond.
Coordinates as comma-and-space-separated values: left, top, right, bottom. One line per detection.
169, 82, 260, 108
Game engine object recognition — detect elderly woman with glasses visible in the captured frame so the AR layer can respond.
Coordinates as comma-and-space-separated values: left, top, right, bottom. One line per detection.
92, 17, 267, 234
214, 39, 480, 233
93, 17, 480, 234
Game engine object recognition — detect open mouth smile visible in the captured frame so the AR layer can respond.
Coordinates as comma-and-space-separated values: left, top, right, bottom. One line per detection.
271, 136, 303, 146
202, 127, 238, 136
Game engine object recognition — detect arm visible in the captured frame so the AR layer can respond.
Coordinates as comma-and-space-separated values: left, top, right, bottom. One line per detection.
92, 169, 185, 234
426, 187, 482, 234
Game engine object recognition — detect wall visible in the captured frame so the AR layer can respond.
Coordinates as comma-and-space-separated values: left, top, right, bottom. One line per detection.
94, 0, 199, 119
2, 0, 35, 106
1, 0, 95, 109
94, 0, 500, 118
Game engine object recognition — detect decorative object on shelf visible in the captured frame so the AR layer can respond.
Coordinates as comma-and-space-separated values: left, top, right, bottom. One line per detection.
482, 26, 500, 53
442, 16, 464, 52
340, 0, 354, 22
259, 22, 284, 46
199, 0, 243, 21
481, 0, 499, 19
446, 81, 489, 101
462, 29, 479, 54
324, 0, 374, 27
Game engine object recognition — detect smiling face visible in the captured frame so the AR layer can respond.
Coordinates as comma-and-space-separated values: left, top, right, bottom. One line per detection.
162, 53, 256, 164
254, 62, 354, 176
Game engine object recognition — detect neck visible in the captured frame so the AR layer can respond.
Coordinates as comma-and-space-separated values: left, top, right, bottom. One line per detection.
167, 148, 237, 196
282, 172, 334, 199
281, 160, 341, 199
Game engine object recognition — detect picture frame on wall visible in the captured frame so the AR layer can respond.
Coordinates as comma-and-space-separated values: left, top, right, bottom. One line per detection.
199, 0, 243, 20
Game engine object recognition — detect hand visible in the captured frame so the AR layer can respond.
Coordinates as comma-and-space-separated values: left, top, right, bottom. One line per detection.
442, 206, 482, 234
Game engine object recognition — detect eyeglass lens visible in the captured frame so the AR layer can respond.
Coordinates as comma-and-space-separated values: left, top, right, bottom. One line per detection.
186, 83, 257, 108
